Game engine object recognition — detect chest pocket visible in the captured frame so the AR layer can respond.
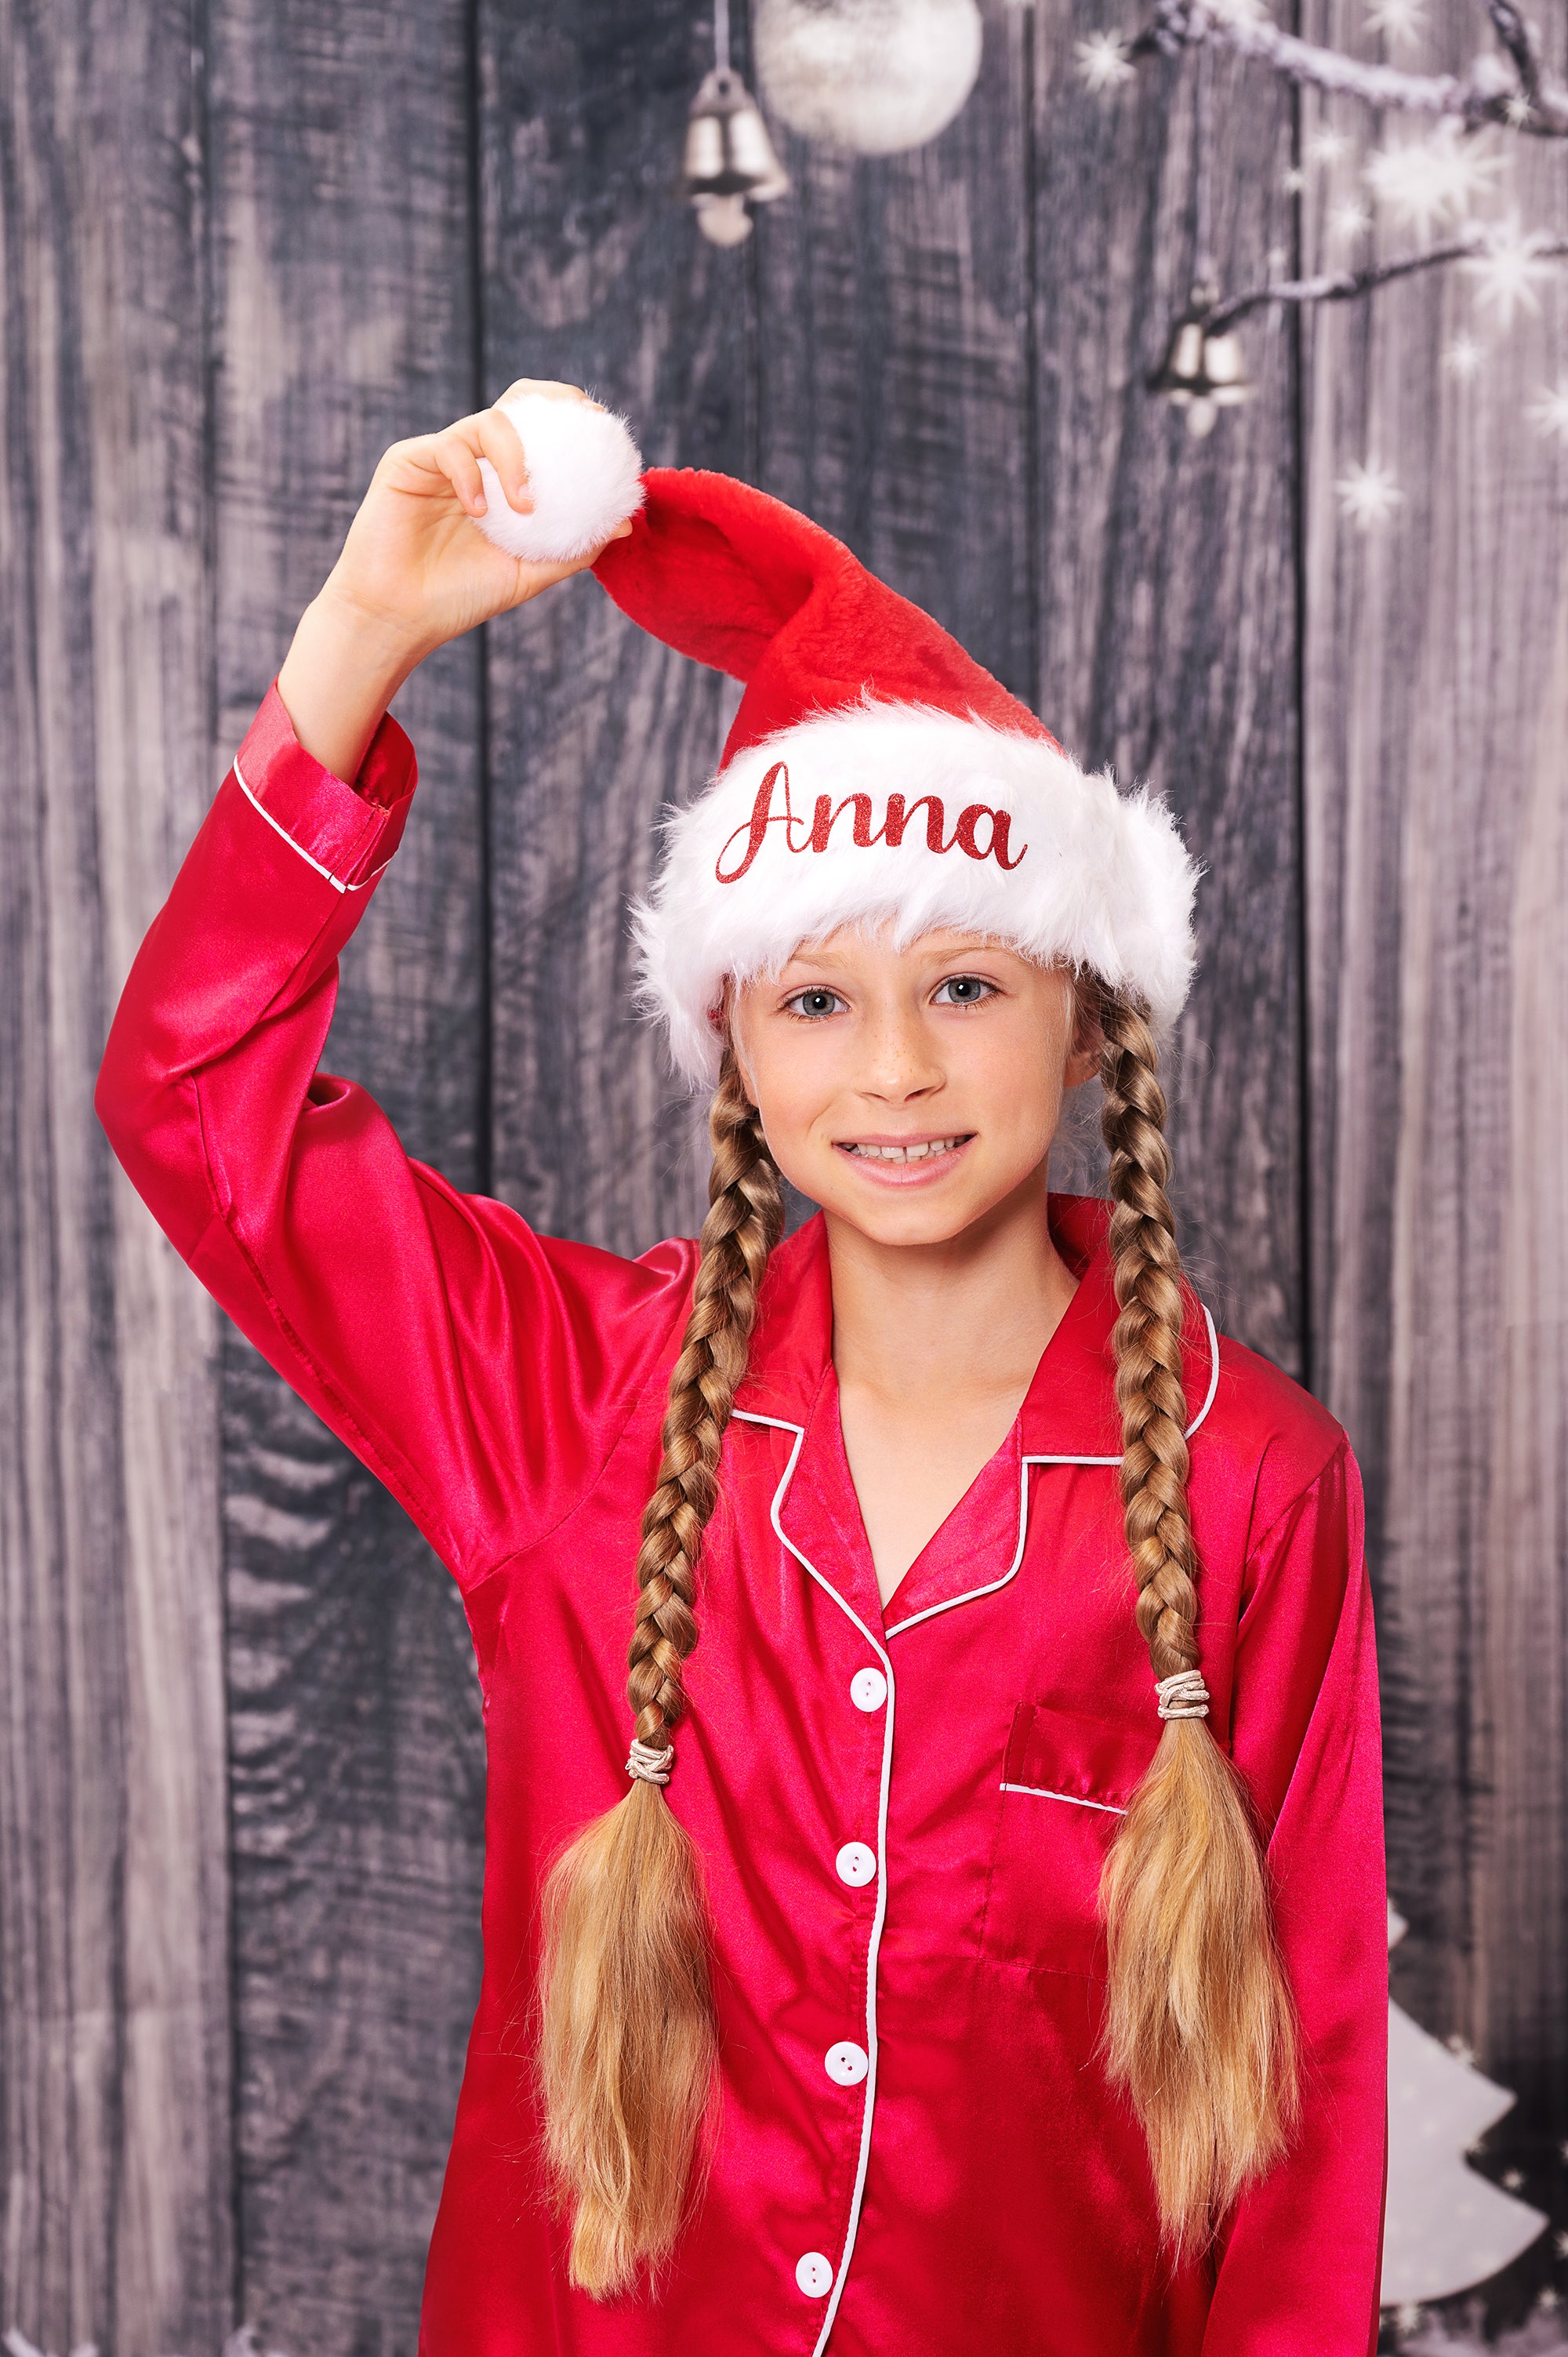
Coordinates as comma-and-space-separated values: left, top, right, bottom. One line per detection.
979, 1700, 1160, 1980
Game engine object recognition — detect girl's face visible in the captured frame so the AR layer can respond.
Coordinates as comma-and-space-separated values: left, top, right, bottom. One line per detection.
728, 925, 1100, 1249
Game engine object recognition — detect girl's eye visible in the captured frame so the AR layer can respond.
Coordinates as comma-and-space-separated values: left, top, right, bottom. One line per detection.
933, 975, 993, 1005
784, 987, 844, 1019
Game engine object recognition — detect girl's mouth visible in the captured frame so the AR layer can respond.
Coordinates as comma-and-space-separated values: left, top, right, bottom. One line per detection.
834, 1134, 975, 1185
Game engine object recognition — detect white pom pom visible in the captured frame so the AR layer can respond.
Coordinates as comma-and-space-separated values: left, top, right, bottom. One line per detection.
470, 390, 644, 563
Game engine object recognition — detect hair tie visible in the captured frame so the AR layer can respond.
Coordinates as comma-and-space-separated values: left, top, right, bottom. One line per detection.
1155, 1668, 1210, 1721
626, 1736, 675, 1785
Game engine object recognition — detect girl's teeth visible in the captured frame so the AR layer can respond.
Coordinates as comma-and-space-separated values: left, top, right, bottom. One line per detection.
851, 1139, 961, 1161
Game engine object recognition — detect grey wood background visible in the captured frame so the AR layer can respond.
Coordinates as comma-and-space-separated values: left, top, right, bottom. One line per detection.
2, 0, 1563, 2348
1300, 0, 1568, 2159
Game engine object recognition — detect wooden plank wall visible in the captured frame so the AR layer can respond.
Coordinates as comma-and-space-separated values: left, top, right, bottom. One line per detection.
1302, 0, 1568, 2166
1, 2, 234, 2349
2, 0, 1563, 2347
208, 0, 492, 2348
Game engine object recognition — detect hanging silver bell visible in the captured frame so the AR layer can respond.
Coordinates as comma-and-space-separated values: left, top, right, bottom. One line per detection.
1150, 313, 1210, 404
1149, 285, 1252, 438
1200, 325, 1250, 408
679, 65, 790, 245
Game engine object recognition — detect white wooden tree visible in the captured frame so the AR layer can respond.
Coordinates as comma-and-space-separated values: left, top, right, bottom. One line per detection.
1383, 1901, 1548, 2308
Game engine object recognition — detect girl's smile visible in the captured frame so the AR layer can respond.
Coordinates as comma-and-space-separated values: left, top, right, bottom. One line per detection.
833, 1130, 975, 1182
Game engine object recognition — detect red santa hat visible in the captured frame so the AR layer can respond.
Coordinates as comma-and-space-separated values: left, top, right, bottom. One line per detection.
590, 467, 1200, 1091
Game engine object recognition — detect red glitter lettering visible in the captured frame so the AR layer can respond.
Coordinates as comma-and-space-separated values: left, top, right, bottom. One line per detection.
714, 773, 1027, 879
715, 763, 812, 881
880, 794, 951, 852
953, 804, 1028, 868
809, 793, 878, 852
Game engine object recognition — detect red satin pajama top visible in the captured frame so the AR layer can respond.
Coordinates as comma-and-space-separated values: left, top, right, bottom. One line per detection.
97, 680, 1389, 2356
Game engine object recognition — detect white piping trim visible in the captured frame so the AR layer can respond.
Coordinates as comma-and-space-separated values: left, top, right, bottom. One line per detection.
998, 1781, 1127, 1815
233, 754, 347, 893
885, 1449, 1038, 1638
1190, 1303, 1221, 1436
731, 1408, 891, 2357
883, 1301, 1221, 1640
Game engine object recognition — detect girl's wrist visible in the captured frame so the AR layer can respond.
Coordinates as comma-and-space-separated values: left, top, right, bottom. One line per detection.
276, 578, 428, 784
314, 567, 435, 676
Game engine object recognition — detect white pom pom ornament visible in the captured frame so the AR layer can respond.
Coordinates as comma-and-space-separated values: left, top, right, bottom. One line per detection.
471, 390, 645, 563
754, 0, 983, 156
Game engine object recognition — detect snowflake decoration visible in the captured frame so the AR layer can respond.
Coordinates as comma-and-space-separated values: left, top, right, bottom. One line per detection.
1336, 460, 1403, 528
1527, 385, 1568, 442
1364, 0, 1426, 50
1282, 164, 1307, 194
1330, 198, 1374, 242
1539, 2286, 1563, 2315
1306, 125, 1352, 167
1365, 125, 1505, 242
1501, 2166, 1526, 2190
1392, 2305, 1424, 2337
1445, 2032, 1477, 2065
1442, 333, 1485, 378
1504, 91, 1534, 125
1465, 215, 1559, 332
1074, 29, 1136, 91
1555, 2228, 1568, 2257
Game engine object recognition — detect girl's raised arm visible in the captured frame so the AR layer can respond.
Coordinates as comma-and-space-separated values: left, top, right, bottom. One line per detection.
274, 378, 621, 780
96, 390, 684, 1596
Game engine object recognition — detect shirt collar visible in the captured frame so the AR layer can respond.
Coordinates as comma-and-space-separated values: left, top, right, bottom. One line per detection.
735, 1190, 1209, 1462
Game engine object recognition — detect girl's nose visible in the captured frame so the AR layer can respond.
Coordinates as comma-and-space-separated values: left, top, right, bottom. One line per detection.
855, 1008, 944, 1100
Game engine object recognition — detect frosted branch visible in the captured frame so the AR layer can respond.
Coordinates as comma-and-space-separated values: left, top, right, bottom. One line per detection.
1128, 0, 1568, 134
1202, 227, 1568, 331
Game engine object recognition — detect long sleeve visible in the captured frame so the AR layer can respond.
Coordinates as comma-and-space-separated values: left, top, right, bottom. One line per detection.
1202, 1436, 1388, 2353
96, 680, 696, 1593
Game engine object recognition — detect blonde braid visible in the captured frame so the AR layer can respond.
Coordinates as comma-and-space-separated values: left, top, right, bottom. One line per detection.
1094, 990, 1301, 2255
1100, 996, 1203, 1680
536, 1048, 783, 2299
626, 1052, 783, 1747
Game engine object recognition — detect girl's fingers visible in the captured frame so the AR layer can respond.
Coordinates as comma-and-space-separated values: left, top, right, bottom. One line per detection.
427, 430, 487, 516
473, 407, 534, 511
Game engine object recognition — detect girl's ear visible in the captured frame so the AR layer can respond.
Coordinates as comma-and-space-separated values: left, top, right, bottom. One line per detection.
1063, 971, 1105, 1091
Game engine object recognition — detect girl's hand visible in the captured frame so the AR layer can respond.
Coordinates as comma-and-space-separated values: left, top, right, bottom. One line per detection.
277, 380, 631, 781
325, 379, 631, 664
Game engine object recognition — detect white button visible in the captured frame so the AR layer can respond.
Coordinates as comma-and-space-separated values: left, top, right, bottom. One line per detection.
849, 1666, 887, 1712
835, 1841, 877, 1887
796, 2250, 834, 2297
825, 2039, 869, 2086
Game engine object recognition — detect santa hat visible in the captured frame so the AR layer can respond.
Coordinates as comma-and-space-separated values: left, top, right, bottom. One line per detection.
587, 467, 1200, 1091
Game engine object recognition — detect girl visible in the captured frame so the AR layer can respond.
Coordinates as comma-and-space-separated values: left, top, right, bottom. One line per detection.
98, 382, 1388, 2355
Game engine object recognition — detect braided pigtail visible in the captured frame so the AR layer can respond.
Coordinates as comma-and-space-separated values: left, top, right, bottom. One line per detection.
536, 1048, 784, 2297
1093, 990, 1300, 2253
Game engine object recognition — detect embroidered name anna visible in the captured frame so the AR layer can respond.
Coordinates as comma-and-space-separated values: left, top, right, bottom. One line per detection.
715, 761, 1029, 884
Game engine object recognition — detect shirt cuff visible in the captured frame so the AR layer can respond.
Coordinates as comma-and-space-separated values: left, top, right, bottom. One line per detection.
230, 677, 418, 890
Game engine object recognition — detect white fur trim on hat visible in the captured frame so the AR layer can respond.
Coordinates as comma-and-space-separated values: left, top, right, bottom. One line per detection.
471, 390, 644, 563
632, 698, 1201, 1089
